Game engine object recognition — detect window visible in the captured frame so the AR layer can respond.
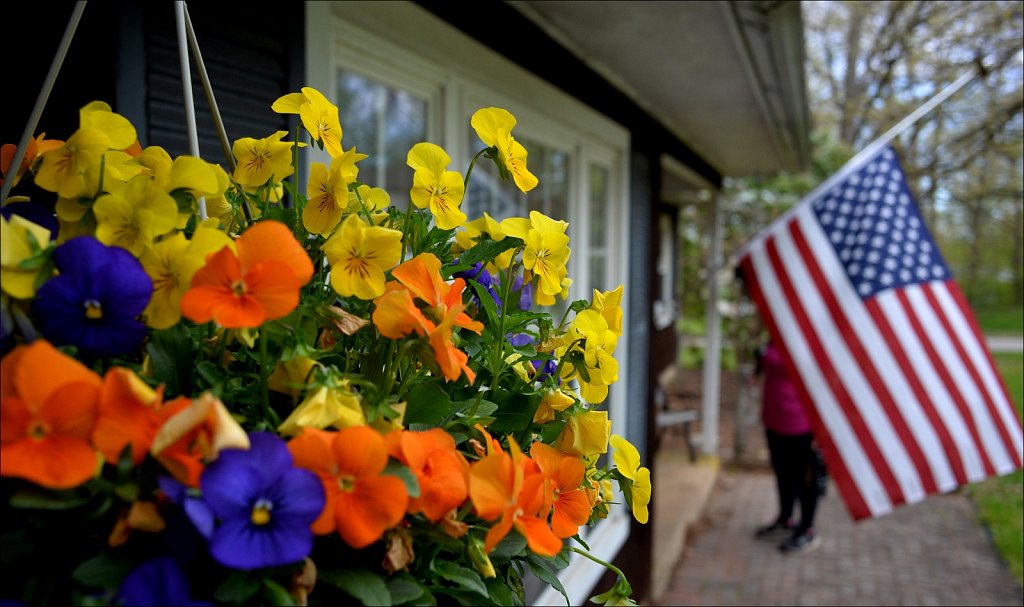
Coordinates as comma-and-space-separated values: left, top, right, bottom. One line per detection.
336, 70, 429, 210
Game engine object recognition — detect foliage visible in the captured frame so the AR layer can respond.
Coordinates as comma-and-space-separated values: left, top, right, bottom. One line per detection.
0, 92, 648, 605
966, 352, 1023, 585
973, 306, 1024, 336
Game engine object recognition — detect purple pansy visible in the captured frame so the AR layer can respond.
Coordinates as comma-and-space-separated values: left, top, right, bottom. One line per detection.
0, 201, 58, 238
32, 237, 152, 357
454, 261, 502, 308
117, 556, 210, 607
199, 432, 324, 571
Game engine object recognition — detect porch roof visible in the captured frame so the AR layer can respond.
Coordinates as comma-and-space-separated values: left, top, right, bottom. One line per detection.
512, 1, 810, 180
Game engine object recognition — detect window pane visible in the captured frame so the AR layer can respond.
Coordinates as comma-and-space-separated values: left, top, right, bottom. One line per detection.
589, 164, 610, 291
336, 70, 428, 209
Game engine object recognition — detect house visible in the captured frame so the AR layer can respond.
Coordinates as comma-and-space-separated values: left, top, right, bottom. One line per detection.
7, 1, 808, 603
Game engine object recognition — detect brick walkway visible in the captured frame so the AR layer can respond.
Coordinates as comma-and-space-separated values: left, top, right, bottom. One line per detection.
658, 468, 1024, 606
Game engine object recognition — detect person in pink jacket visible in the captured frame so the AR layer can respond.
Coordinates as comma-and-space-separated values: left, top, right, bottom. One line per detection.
753, 339, 822, 553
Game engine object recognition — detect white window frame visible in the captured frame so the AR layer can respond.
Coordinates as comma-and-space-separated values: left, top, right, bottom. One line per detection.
307, 4, 634, 604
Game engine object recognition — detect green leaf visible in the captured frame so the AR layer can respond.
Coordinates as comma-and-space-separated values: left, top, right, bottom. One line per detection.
319, 569, 392, 606
456, 237, 523, 269
9, 486, 92, 510
568, 299, 591, 314
146, 327, 198, 396
71, 554, 136, 590
490, 531, 528, 560
386, 573, 427, 605
525, 556, 569, 607
487, 390, 541, 433
468, 280, 500, 326
484, 576, 517, 606
214, 571, 261, 604
571, 534, 591, 551
404, 383, 454, 427
262, 579, 296, 606
382, 460, 421, 498
431, 561, 489, 598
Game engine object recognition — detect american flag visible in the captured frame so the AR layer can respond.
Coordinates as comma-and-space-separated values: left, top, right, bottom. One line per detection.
737, 146, 1024, 520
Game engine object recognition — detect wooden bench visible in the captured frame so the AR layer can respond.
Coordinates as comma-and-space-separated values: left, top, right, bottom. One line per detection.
654, 380, 701, 462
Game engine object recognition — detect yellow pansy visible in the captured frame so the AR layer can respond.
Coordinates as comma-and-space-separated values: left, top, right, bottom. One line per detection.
272, 87, 343, 158
303, 161, 349, 235
93, 175, 179, 256
591, 285, 624, 337
609, 435, 651, 524
322, 214, 403, 300
139, 221, 234, 329
502, 211, 571, 298
78, 101, 137, 150
556, 409, 611, 458
455, 212, 514, 270
347, 184, 390, 215
277, 382, 366, 437
268, 357, 319, 396
532, 388, 576, 424
470, 107, 539, 192
231, 131, 296, 188
0, 214, 52, 299
407, 142, 466, 230
35, 128, 110, 198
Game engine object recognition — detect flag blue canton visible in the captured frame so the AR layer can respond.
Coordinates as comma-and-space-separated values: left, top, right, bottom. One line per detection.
811, 148, 951, 299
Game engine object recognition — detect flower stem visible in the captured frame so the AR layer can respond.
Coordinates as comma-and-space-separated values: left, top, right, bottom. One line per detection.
259, 327, 271, 423
463, 147, 490, 190
568, 546, 628, 583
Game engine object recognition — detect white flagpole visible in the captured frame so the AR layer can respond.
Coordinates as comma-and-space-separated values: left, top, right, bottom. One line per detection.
174, 1, 208, 220
732, 65, 982, 264
1, 1, 86, 205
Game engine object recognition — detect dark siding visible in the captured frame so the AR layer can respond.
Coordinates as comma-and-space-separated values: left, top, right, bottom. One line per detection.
5, 2, 119, 150
132, 2, 304, 162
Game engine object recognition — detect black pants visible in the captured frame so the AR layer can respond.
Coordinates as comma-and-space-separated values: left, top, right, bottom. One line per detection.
766, 429, 819, 534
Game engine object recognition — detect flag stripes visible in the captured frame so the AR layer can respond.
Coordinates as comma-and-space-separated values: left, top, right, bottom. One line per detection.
737, 148, 1023, 519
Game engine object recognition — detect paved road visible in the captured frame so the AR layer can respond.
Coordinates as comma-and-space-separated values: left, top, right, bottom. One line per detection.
659, 468, 1023, 606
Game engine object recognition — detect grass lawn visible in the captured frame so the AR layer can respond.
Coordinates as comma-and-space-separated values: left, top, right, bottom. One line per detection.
966, 352, 1023, 586
974, 306, 1024, 336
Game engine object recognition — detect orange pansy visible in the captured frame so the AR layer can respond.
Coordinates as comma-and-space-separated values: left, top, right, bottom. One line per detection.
530, 442, 592, 538
0, 340, 102, 489
469, 434, 562, 557
373, 254, 483, 383
386, 429, 470, 522
288, 426, 409, 549
92, 367, 190, 466
180, 220, 314, 328
149, 392, 250, 487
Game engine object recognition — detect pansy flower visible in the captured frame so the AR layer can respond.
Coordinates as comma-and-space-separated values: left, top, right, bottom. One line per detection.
117, 556, 210, 607
199, 432, 325, 570
92, 367, 191, 466
469, 431, 561, 556
180, 220, 313, 328
150, 393, 250, 488
277, 381, 366, 437
321, 214, 403, 300
1, 133, 63, 189
530, 442, 591, 539
373, 253, 484, 382
33, 237, 152, 357
231, 131, 297, 189
139, 221, 234, 330
0, 340, 102, 489
407, 142, 467, 230
609, 435, 651, 524
272, 87, 343, 157
556, 409, 611, 459
1, 213, 53, 300
386, 428, 470, 522
287, 426, 409, 549
502, 211, 571, 301
470, 108, 538, 193
93, 174, 179, 256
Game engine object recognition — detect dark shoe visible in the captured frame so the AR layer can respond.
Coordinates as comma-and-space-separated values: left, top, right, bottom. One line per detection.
754, 519, 795, 539
779, 530, 821, 554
